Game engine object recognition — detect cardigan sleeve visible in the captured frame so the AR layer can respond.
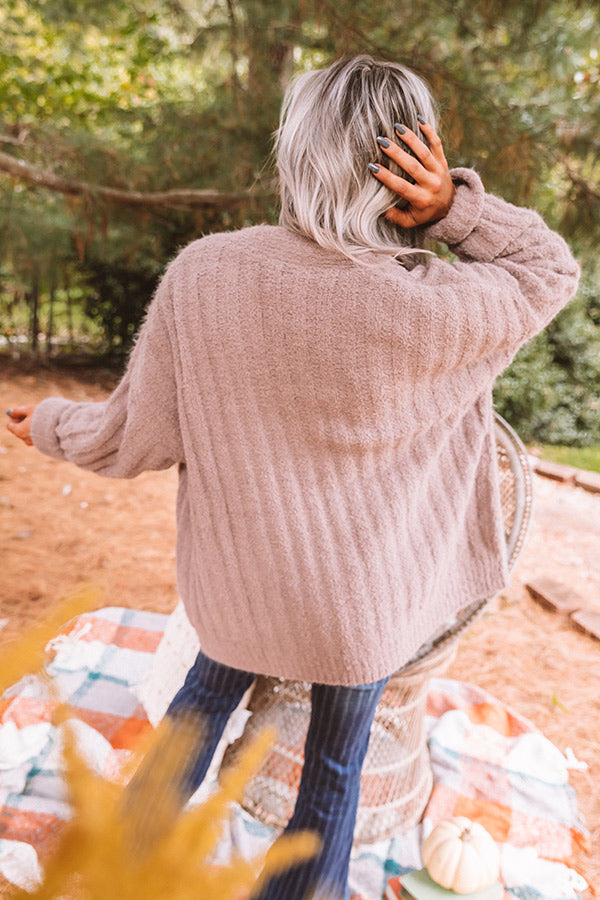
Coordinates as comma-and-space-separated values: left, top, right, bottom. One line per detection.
400, 167, 581, 381
30, 258, 184, 478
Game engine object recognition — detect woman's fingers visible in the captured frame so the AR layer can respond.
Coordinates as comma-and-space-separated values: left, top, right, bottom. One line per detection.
6, 405, 35, 445
416, 120, 448, 169
6, 418, 33, 445
393, 120, 447, 172
369, 164, 424, 205
392, 123, 437, 173
7, 405, 35, 420
378, 123, 446, 184
379, 138, 430, 183
369, 118, 455, 228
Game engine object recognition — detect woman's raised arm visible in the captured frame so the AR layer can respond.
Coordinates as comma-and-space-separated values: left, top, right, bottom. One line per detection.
372, 120, 580, 382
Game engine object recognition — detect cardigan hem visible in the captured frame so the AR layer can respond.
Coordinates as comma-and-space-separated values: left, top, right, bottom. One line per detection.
181, 560, 511, 688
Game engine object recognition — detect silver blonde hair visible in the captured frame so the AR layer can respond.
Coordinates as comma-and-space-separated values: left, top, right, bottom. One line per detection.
274, 55, 439, 263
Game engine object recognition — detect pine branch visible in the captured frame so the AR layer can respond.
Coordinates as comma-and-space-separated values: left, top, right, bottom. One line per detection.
0, 149, 266, 210
559, 155, 600, 205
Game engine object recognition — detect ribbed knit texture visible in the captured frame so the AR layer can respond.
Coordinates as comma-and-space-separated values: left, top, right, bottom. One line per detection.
30, 168, 580, 686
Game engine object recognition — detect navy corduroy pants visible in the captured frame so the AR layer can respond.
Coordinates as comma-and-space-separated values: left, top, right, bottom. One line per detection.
165, 647, 390, 900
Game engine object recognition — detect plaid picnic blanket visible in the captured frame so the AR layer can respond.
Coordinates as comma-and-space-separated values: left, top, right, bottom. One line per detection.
0, 607, 591, 899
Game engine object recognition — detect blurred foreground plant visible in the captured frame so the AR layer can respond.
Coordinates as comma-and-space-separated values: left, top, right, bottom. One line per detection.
0, 589, 322, 900
0, 584, 103, 698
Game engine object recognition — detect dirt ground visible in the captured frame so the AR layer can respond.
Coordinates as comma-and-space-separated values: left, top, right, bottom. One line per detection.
1, 357, 599, 895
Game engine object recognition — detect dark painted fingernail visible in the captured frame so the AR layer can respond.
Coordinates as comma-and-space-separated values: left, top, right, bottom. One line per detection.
6, 410, 12, 415
417, 115, 426, 125
368, 163, 380, 173
394, 123, 407, 134
376, 136, 391, 148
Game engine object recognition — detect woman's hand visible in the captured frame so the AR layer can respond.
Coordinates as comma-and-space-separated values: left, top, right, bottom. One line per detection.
369, 119, 455, 228
6, 405, 36, 446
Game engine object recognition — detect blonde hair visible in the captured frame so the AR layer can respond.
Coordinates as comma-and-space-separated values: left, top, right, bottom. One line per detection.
274, 55, 439, 263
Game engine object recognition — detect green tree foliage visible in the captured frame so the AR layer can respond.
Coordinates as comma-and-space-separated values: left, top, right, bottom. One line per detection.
0, 0, 599, 441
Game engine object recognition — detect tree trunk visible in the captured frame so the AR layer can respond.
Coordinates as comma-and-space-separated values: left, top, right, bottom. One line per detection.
65, 275, 74, 345
242, 0, 299, 138
46, 266, 56, 358
28, 270, 40, 356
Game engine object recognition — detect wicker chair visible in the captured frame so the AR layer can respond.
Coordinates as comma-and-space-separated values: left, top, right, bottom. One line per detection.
218, 411, 534, 845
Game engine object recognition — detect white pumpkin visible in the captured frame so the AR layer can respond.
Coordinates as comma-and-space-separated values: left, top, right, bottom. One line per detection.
421, 816, 501, 894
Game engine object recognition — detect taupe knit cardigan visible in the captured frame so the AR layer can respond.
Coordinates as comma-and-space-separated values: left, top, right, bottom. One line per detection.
31, 168, 580, 685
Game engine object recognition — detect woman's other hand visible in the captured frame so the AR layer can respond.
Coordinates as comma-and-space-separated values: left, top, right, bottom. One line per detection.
369, 119, 455, 228
6, 406, 36, 446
